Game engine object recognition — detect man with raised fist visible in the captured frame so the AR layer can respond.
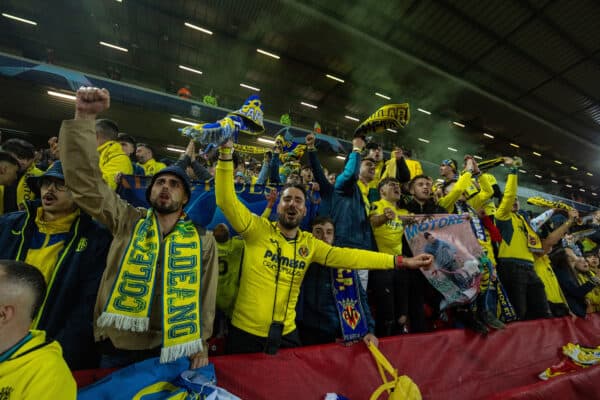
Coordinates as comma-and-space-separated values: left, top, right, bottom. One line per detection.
58, 87, 218, 369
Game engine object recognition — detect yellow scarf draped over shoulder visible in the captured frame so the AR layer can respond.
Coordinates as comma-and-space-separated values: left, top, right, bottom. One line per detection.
97, 210, 203, 363
516, 213, 543, 254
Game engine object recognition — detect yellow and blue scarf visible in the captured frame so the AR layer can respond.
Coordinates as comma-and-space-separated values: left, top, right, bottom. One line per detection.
332, 269, 369, 342
97, 210, 203, 363
355, 103, 410, 136
516, 212, 544, 254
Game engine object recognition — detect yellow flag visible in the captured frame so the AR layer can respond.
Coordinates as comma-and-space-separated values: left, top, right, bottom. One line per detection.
355, 103, 410, 135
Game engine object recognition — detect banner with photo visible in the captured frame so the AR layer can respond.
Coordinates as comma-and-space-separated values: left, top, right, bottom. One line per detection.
404, 213, 483, 309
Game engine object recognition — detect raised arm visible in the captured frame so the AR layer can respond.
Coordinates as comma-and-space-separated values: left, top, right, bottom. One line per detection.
215, 141, 261, 236
311, 237, 433, 270
496, 170, 518, 221
437, 171, 473, 212
542, 209, 578, 254
468, 171, 494, 211
306, 133, 333, 195
335, 137, 365, 193
178, 140, 213, 182
59, 88, 142, 234
381, 149, 411, 184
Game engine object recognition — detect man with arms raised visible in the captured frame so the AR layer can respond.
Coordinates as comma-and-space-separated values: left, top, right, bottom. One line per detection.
59, 87, 218, 368
215, 140, 433, 355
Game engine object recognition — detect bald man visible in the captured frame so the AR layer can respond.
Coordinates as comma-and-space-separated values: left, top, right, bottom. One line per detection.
0, 260, 76, 399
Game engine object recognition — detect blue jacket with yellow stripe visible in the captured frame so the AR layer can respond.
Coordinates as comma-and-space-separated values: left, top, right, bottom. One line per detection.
0, 200, 112, 369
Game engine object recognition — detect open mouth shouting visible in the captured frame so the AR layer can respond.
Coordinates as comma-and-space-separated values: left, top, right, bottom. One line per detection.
42, 192, 57, 206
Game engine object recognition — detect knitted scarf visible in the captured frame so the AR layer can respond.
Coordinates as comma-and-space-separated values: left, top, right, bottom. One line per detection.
332, 269, 369, 342
97, 210, 203, 363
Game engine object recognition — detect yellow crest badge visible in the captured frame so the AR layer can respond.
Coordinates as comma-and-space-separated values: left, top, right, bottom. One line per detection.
298, 245, 309, 258
76, 237, 88, 252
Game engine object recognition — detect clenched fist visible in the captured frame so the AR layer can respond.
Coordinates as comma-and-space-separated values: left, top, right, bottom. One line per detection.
402, 254, 434, 270
75, 87, 110, 120
305, 133, 316, 149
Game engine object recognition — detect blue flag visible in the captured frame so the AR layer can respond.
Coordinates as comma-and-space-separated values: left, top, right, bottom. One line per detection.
117, 175, 319, 233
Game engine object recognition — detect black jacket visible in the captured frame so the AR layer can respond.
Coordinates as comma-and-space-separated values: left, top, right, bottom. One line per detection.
0, 200, 112, 369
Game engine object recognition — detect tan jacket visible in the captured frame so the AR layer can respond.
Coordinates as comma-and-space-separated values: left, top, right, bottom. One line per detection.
59, 120, 218, 355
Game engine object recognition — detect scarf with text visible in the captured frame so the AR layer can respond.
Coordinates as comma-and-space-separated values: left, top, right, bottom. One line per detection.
97, 210, 203, 363
332, 268, 369, 342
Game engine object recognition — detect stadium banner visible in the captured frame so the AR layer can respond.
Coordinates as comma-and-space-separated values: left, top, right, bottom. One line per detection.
78, 358, 240, 399
403, 213, 482, 309
75, 315, 600, 400
117, 175, 280, 231
118, 175, 342, 234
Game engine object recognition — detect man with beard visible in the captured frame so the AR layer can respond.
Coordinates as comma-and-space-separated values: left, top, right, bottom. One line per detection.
136, 143, 166, 176
58, 87, 218, 369
0, 161, 111, 369
216, 140, 433, 355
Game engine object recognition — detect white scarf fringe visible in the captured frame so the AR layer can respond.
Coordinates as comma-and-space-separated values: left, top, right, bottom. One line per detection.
97, 312, 149, 332
160, 338, 204, 364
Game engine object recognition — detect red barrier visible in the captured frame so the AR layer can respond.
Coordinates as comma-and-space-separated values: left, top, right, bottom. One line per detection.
211, 315, 600, 399
487, 364, 600, 400
74, 315, 600, 399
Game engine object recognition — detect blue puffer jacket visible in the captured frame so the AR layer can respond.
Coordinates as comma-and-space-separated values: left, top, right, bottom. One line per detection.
330, 151, 376, 250
0, 200, 112, 369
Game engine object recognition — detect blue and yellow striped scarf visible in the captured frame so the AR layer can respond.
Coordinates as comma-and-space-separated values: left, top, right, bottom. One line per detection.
97, 210, 203, 363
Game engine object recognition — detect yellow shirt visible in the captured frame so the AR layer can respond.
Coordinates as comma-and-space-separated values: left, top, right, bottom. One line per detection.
496, 173, 537, 264
24, 208, 79, 283
405, 158, 423, 179
216, 160, 394, 337
0, 330, 76, 400
97, 140, 133, 190
577, 272, 600, 312
370, 199, 408, 255
140, 158, 167, 176
534, 255, 568, 305
216, 237, 245, 318
479, 173, 498, 216
0, 164, 43, 215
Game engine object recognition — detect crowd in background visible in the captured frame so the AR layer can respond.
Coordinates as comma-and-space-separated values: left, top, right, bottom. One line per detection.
1, 87, 600, 398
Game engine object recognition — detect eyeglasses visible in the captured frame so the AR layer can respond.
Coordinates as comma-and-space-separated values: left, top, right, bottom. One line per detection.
40, 178, 67, 191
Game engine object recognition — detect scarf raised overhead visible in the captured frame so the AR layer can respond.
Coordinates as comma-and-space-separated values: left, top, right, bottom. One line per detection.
97, 210, 203, 363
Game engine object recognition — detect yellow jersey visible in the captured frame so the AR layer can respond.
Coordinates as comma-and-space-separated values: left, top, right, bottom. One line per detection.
370, 199, 408, 255
216, 160, 395, 337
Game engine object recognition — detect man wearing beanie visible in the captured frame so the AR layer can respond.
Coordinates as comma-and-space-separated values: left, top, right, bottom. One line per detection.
59, 87, 218, 369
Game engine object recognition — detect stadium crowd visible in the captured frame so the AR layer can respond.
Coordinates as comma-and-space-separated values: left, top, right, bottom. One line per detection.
1, 87, 600, 398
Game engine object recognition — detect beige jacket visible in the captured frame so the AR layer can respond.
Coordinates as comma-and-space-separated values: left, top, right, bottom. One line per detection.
59, 119, 218, 355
